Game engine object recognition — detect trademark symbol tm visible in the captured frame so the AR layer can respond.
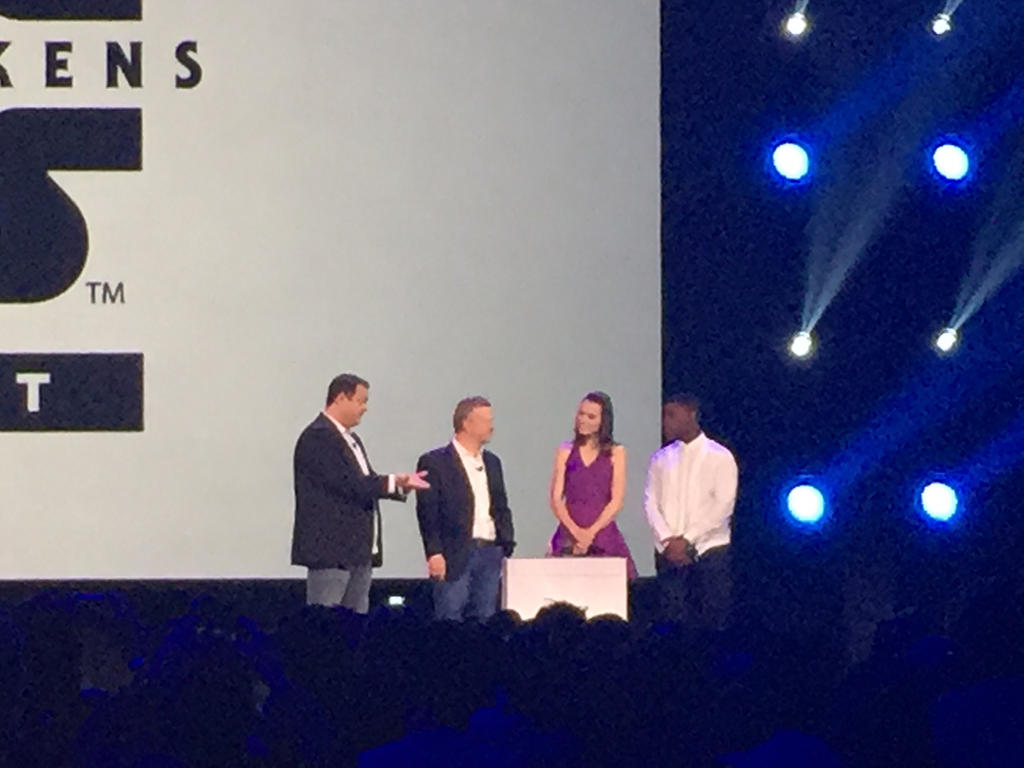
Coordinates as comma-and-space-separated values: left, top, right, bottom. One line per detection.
86, 281, 125, 305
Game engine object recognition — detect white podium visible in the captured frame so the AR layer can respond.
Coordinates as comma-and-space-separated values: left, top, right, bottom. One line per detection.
501, 557, 628, 620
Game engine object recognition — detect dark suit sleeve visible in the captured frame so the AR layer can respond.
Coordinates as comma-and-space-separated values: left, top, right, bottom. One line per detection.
295, 427, 390, 509
382, 487, 408, 503
489, 455, 516, 557
361, 441, 407, 504
415, 452, 444, 558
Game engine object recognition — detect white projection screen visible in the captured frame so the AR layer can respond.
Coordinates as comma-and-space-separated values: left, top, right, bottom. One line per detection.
0, 0, 661, 579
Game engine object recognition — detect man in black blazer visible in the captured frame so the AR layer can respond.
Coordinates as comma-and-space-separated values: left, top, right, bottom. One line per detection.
291, 373, 428, 613
415, 396, 515, 621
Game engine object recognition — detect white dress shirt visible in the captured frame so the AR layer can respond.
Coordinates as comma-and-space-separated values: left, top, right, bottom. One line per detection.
643, 432, 737, 556
452, 436, 497, 542
323, 412, 396, 556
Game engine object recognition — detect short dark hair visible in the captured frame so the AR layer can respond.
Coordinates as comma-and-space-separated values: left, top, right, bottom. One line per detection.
665, 392, 700, 415
453, 396, 491, 432
326, 373, 369, 406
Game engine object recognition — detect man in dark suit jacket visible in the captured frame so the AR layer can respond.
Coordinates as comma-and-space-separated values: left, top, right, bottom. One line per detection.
415, 396, 515, 621
291, 373, 428, 613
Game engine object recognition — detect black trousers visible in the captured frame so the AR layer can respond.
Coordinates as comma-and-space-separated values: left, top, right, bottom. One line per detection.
655, 545, 732, 631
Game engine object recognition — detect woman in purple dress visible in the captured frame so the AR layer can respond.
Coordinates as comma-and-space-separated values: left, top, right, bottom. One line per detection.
548, 391, 637, 578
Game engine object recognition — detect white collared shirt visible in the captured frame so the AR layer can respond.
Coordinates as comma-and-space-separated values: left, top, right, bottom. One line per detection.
643, 432, 737, 556
452, 436, 496, 542
323, 412, 396, 555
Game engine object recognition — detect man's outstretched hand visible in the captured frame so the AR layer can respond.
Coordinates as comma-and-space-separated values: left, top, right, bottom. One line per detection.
396, 471, 430, 491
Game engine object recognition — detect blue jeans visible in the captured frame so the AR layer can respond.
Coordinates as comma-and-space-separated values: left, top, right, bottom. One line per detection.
434, 542, 503, 622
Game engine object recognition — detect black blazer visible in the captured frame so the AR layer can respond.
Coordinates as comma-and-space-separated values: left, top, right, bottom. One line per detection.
415, 443, 515, 581
291, 413, 404, 569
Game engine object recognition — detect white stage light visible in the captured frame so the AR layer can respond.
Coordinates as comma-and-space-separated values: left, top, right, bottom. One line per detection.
935, 327, 958, 353
789, 331, 814, 358
785, 12, 809, 38
931, 13, 952, 37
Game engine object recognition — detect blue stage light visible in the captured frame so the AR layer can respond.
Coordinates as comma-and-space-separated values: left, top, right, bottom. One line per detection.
933, 144, 970, 181
787, 484, 825, 523
772, 142, 810, 181
921, 482, 958, 521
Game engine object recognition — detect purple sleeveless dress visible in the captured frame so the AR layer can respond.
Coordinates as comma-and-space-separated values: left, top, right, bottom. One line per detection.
549, 443, 638, 579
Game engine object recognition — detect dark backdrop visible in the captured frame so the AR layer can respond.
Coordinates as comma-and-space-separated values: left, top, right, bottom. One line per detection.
662, 0, 1024, 634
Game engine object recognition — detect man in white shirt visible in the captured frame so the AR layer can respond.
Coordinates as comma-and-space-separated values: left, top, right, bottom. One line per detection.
291, 373, 428, 613
415, 397, 516, 621
643, 393, 738, 630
